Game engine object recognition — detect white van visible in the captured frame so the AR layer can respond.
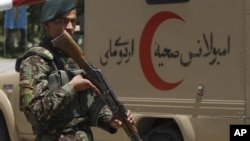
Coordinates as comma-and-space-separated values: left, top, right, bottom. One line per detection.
84, 0, 250, 141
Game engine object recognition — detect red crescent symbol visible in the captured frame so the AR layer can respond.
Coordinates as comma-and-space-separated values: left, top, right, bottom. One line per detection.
139, 11, 184, 91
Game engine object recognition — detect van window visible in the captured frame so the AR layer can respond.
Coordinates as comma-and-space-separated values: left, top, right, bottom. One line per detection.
146, 0, 189, 4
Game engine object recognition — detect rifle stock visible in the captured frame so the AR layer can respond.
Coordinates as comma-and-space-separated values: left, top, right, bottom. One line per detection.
51, 30, 142, 141
51, 31, 90, 69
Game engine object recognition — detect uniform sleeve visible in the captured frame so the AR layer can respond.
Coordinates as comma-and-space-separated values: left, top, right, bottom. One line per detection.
19, 55, 77, 122
97, 105, 117, 134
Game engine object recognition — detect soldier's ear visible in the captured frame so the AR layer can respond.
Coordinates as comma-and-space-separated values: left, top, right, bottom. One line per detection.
43, 23, 49, 31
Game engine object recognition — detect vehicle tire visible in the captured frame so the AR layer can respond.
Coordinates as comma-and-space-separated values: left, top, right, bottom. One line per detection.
145, 124, 184, 141
0, 112, 10, 141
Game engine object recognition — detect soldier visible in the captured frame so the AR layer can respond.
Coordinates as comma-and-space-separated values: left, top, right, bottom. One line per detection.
15, 0, 135, 140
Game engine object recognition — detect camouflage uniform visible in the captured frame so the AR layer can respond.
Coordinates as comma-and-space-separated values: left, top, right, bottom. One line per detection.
16, 35, 117, 141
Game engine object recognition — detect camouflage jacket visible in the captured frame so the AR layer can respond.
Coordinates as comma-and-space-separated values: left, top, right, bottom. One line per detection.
16, 35, 117, 140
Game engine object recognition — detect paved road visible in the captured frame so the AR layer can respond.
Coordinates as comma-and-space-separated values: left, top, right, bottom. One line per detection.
0, 58, 16, 73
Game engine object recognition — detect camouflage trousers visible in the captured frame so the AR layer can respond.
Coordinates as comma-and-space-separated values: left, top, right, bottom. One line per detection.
37, 130, 92, 141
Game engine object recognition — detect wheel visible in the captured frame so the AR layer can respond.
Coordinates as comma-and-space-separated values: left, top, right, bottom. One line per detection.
145, 124, 184, 141
0, 112, 10, 141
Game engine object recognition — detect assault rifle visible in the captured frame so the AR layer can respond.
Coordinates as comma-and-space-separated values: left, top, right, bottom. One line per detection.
51, 30, 142, 141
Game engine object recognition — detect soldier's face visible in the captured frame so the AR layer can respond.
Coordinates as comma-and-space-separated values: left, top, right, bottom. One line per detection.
44, 9, 77, 39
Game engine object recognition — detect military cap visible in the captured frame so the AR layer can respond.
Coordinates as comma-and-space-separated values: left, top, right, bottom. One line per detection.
40, 0, 76, 23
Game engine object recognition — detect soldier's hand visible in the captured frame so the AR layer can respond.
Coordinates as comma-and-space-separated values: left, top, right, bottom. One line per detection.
110, 110, 136, 129
69, 74, 100, 93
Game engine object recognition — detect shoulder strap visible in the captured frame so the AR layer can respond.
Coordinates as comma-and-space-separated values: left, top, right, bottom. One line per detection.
15, 47, 56, 72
